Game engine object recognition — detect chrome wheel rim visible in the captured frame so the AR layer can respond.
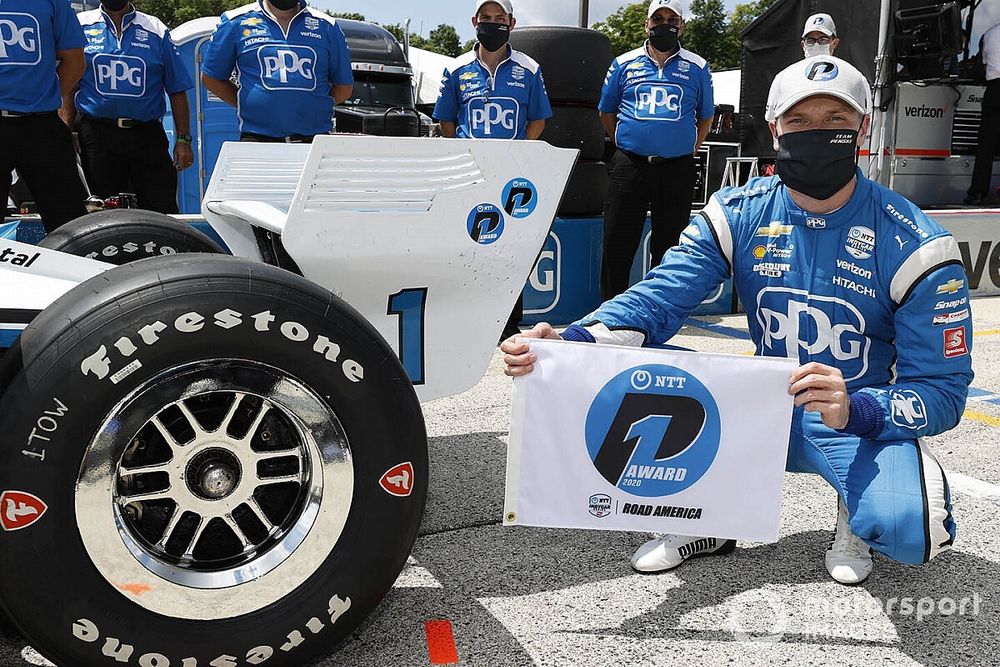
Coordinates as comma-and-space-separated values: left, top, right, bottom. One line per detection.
76, 360, 354, 620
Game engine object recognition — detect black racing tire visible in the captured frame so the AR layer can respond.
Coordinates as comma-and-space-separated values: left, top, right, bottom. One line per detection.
39, 208, 225, 263
0, 255, 427, 667
508, 26, 613, 106
558, 160, 608, 217
541, 106, 607, 162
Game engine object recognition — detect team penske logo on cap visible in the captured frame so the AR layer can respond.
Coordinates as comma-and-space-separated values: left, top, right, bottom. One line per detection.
806, 61, 839, 82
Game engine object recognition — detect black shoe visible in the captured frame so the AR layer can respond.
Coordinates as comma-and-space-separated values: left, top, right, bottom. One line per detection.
964, 194, 985, 206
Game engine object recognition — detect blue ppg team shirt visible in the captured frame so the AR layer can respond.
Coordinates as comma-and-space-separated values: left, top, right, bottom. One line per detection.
76, 8, 192, 122
201, 0, 353, 138
0, 0, 86, 113
434, 47, 552, 140
563, 171, 973, 442
599, 43, 715, 159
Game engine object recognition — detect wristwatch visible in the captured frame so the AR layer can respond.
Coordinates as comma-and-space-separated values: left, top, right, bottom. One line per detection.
176, 133, 193, 144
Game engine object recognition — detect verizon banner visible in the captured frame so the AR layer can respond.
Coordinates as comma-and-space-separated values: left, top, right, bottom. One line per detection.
928, 210, 1000, 298
504, 339, 797, 542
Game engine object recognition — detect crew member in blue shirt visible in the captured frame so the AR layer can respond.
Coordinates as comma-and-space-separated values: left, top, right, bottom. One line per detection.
201, 0, 354, 143
433, 0, 552, 142
72, 1, 194, 214
434, 0, 553, 341
599, 0, 715, 300
0, 0, 89, 231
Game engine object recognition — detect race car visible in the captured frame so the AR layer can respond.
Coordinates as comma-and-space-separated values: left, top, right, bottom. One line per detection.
0, 136, 577, 666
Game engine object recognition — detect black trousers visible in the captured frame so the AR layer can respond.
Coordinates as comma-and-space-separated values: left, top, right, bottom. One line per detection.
78, 117, 179, 215
969, 80, 1000, 198
601, 150, 696, 300
0, 112, 88, 232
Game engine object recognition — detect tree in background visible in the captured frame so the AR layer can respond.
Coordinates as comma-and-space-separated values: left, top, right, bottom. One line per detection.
360, 21, 466, 58
133, 0, 242, 28
591, 0, 780, 69
327, 11, 366, 21
591, 2, 647, 58
683, 0, 734, 68
426, 24, 463, 57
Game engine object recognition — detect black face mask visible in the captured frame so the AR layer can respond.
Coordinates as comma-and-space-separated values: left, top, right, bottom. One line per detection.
649, 24, 679, 53
776, 128, 859, 200
102, 0, 129, 11
269, 0, 300, 10
477, 22, 510, 53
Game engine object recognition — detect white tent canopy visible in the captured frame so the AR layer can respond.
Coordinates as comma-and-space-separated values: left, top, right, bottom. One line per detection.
712, 69, 741, 111
408, 47, 457, 107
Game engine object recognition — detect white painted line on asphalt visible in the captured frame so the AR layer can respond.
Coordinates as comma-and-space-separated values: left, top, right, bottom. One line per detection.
394, 555, 443, 588
21, 646, 55, 666
947, 470, 1000, 504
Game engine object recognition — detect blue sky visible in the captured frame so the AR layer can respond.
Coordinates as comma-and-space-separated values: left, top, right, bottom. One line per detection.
312, 0, 740, 41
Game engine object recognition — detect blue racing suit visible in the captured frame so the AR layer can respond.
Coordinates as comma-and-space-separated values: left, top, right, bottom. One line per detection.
563, 170, 973, 564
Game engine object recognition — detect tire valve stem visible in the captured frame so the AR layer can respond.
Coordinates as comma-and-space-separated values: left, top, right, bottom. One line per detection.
261, 430, 271, 442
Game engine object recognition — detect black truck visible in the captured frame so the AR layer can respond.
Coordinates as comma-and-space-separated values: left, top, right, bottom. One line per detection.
336, 19, 430, 137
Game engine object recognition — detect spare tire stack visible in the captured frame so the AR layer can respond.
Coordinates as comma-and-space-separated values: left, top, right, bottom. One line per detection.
509, 27, 613, 217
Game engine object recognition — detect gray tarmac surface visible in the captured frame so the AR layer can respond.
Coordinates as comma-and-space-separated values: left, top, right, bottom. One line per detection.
4, 301, 999, 667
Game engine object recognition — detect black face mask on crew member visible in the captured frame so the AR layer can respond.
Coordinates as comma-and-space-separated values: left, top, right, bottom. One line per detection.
649, 24, 680, 53
477, 22, 511, 53
102, 0, 130, 11
775, 128, 860, 201
268, 0, 300, 11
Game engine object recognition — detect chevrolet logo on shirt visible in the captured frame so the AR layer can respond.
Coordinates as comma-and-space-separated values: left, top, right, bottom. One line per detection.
936, 279, 965, 295
242, 17, 265, 26
756, 224, 794, 238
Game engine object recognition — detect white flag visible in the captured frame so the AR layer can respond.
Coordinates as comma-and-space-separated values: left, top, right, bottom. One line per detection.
504, 339, 797, 542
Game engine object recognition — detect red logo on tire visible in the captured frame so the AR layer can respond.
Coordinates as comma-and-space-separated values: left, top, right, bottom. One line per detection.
943, 327, 968, 359
0, 491, 47, 532
380, 462, 414, 497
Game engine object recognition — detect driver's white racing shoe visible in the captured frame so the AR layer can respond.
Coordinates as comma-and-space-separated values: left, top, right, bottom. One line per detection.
630, 534, 737, 573
825, 497, 873, 585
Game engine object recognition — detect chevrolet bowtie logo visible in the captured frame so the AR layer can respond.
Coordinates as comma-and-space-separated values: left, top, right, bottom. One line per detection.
936, 279, 965, 295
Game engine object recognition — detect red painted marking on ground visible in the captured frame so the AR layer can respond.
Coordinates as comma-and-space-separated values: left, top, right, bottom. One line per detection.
424, 619, 459, 665
117, 583, 152, 596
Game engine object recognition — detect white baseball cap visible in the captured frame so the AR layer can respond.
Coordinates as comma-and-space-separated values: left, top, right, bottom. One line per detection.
766, 56, 872, 122
475, 0, 513, 15
647, 0, 683, 20
802, 13, 837, 38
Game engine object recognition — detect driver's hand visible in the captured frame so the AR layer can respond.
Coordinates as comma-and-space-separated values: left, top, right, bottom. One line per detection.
788, 362, 851, 430
501, 323, 561, 377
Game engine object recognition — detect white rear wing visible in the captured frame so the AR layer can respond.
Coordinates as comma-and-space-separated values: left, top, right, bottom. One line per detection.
204, 136, 578, 402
